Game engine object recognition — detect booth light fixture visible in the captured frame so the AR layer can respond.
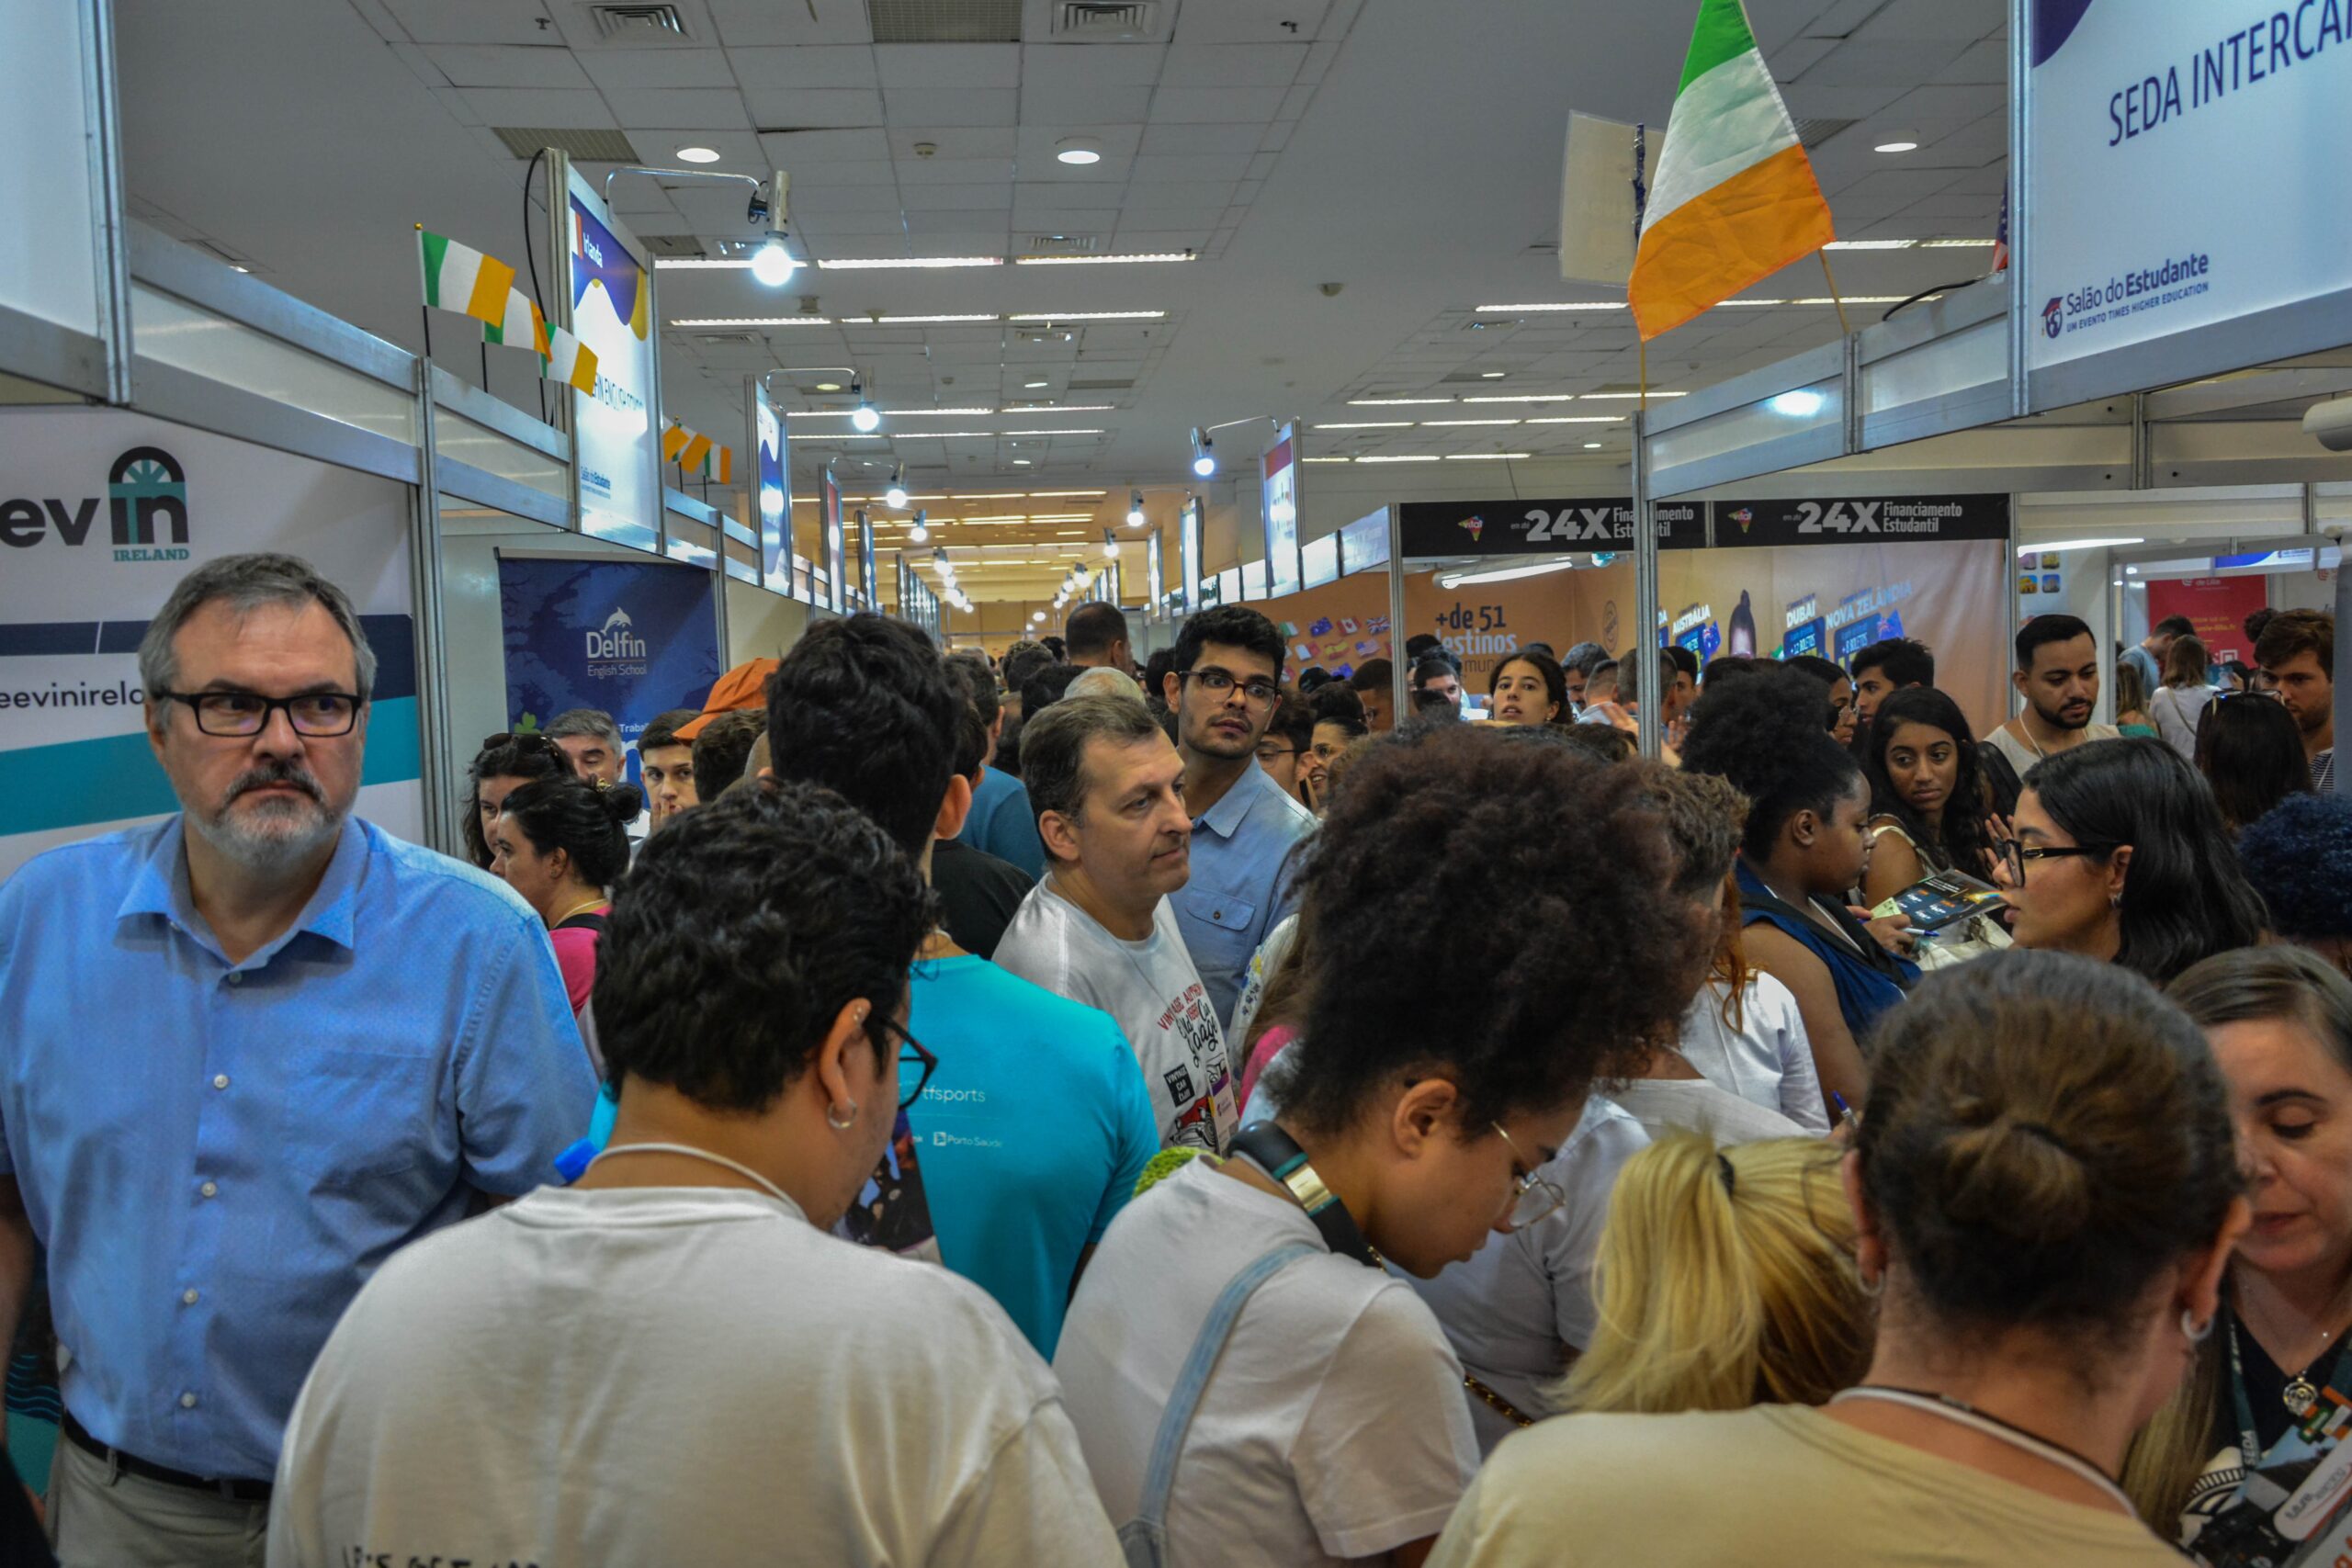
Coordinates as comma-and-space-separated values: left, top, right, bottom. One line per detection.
1005, 310, 1167, 321
1474, 302, 1628, 312
1102, 530, 1120, 559
1126, 491, 1147, 527
1444, 452, 1532, 460
1436, 558, 1583, 589
1016, 252, 1194, 265
816, 255, 1001, 269
908, 510, 930, 544
885, 467, 909, 509
750, 234, 802, 287
850, 381, 880, 433
2020, 537, 2146, 554
1190, 428, 1216, 477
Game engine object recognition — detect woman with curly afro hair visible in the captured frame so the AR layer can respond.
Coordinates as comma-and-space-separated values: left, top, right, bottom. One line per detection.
1680, 670, 1920, 1111
1053, 725, 1718, 1568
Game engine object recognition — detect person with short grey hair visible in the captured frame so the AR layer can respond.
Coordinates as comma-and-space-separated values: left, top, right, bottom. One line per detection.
542, 708, 626, 785
994, 695, 1238, 1154
1066, 665, 1144, 704
0, 551, 595, 1567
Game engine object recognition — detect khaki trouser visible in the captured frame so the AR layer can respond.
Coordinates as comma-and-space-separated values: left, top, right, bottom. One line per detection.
48, 1432, 266, 1568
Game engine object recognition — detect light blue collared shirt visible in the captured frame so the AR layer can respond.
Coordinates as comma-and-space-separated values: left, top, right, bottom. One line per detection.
1172, 759, 1317, 1026
0, 814, 595, 1481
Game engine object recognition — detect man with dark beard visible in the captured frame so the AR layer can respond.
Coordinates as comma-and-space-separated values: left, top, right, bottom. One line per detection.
1155, 605, 1316, 1025
0, 553, 592, 1567
1982, 614, 2120, 809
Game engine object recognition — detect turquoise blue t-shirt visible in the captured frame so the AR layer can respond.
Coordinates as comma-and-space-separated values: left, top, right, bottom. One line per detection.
960, 767, 1046, 881
908, 955, 1159, 1357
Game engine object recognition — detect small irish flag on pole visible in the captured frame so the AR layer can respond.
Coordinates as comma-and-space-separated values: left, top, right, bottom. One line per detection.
1628, 0, 1835, 341
541, 324, 597, 392
483, 287, 544, 352
418, 229, 517, 328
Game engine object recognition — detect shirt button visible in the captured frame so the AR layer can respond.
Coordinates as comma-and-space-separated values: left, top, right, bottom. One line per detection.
225, 972, 242, 987
211, 1075, 229, 1090
198, 1181, 218, 1199
178, 1392, 198, 1409
181, 1289, 198, 1306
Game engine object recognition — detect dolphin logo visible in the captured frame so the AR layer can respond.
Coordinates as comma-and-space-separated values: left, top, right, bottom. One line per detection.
600, 607, 634, 637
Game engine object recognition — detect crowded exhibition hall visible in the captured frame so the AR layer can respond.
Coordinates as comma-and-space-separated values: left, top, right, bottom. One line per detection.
10, 0, 2352, 1562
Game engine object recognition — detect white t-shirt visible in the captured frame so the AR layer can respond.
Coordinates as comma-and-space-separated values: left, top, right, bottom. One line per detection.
1402, 1096, 1651, 1451
1054, 1157, 1480, 1567
268, 1184, 1120, 1568
1605, 1076, 1811, 1145
1674, 975, 1830, 1133
1984, 720, 2122, 780
994, 878, 1238, 1154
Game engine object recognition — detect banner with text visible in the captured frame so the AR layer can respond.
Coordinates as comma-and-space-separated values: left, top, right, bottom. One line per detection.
1709, 493, 2011, 549
0, 410, 421, 879
496, 553, 720, 784
567, 175, 660, 549
1397, 497, 1704, 558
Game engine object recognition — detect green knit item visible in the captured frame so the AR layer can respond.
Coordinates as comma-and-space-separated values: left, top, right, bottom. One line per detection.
1135, 1146, 1219, 1197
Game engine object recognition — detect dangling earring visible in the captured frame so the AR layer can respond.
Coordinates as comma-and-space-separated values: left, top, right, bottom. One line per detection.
2181, 1307, 2214, 1343
2109, 891, 2123, 908
827, 1100, 860, 1131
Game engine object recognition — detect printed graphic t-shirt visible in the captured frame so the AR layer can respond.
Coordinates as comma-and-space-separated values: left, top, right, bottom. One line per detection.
993, 880, 1238, 1154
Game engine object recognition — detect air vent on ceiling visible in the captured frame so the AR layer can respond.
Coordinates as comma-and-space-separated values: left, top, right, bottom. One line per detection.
1793, 117, 1857, 148
492, 127, 641, 163
869, 0, 1021, 43
638, 233, 707, 257
1050, 1, 1159, 38
587, 4, 693, 42
1023, 231, 1105, 254
693, 332, 761, 345
1069, 377, 1135, 389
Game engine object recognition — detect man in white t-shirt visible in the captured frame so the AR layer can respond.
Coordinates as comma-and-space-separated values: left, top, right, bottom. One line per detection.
995, 693, 1238, 1154
268, 784, 1119, 1568
1984, 615, 2121, 782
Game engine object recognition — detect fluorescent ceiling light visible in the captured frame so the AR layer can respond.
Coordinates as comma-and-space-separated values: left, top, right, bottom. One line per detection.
1005, 310, 1166, 321
657, 258, 756, 269
670, 316, 833, 327
1437, 558, 1581, 589
1462, 394, 1578, 403
674, 146, 723, 164
1015, 253, 1193, 265
1357, 454, 1442, 463
1524, 415, 1623, 423
816, 256, 1001, 269
1823, 240, 1917, 251
1583, 442, 1604, 449
1314, 421, 1415, 429
1792, 296, 1909, 305
1920, 238, 1996, 248
1349, 397, 1454, 406
1023, 379, 1049, 388
1028, 403, 1114, 412
951, 491, 1027, 500
815, 381, 842, 391
2020, 537, 2146, 554
788, 407, 996, 418
1475, 302, 1628, 312
1719, 299, 1787, 307
1480, 371, 1507, 378
1302, 456, 1353, 463
1582, 391, 1688, 399
1001, 428, 1106, 435
1444, 452, 1532, 460
787, 433, 887, 440
875, 313, 1000, 324
1876, 141, 1919, 152
1423, 418, 1520, 426
1030, 490, 1106, 497
1056, 138, 1102, 165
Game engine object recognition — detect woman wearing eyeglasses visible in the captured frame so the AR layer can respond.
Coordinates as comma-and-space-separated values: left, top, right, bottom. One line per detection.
1053, 727, 1715, 1568
1430, 951, 2248, 1568
1996, 738, 2265, 986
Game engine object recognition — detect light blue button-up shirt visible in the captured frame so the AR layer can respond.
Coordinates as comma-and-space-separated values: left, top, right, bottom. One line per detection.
0, 814, 595, 1481
1172, 759, 1317, 1026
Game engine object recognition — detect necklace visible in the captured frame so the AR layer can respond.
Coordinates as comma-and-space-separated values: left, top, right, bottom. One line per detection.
1830, 1386, 2134, 1517
587, 1142, 793, 1206
550, 893, 607, 926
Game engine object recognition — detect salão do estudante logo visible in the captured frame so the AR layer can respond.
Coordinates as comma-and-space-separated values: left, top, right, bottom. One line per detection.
0, 446, 191, 562
2044, 252, 2212, 342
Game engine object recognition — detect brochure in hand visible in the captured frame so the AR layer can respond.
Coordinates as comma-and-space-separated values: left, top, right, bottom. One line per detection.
1880, 869, 2007, 933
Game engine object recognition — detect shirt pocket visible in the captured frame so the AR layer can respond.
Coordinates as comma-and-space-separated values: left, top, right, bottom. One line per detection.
280, 1048, 442, 1185
1177, 886, 1259, 942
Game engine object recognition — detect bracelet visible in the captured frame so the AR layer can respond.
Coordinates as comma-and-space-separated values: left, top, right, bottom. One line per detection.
1463, 1372, 1537, 1429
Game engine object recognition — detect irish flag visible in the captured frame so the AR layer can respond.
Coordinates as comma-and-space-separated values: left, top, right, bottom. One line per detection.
418, 229, 515, 329
1629, 0, 1835, 341
483, 287, 544, 352
541, 324, 597, 392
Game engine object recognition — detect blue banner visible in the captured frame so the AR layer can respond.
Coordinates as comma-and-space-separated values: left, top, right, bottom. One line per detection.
497, 555, 720, 782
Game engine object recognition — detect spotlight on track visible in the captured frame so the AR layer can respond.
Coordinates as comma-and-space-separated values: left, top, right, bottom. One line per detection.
1189, 427, 1216, 478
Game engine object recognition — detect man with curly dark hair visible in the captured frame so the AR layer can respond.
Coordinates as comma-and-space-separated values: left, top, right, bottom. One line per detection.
1055, 725, 1717, 1568
271, 783, 1124, 1566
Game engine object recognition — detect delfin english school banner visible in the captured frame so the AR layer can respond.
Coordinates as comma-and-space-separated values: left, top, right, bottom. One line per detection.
495, 553, 719, 783
0, 409, 421, 881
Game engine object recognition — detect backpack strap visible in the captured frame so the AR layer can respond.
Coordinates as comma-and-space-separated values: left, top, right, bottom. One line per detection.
1127, 1242, 1319, 1550
554, 910, 608, 934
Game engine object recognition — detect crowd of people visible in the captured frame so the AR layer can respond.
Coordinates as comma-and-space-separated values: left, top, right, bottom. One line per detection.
0, 547, 2348, 1566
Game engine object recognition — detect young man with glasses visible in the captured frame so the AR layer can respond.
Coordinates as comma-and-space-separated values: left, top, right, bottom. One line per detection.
269, 781, 1122, 1566
0, 554, 593, 1567
1157, 606, 1318, 1027
763, 616, 1158, 1356
1253, 689, 1317, 805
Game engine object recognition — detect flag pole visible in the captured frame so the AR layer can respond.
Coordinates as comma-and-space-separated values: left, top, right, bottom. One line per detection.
1632, 122, 1649, 416
413, 223, 434, 377
1818, 249, 1853, 335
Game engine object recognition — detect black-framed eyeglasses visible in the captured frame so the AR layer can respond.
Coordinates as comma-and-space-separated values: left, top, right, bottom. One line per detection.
1255, 742, 1301, 759
164, 691, 361, 738
876, 1018, 938, 1111
1997, 838, 2121, 883
1178, 668, 1280, 705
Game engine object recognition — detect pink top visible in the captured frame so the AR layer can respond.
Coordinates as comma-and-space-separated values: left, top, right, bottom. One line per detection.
1238, 1024, 1295, 1114
548, 905, 610, 1018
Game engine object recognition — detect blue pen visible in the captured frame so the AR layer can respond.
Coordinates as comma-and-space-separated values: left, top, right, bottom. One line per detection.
1831, 1091, 1860, 1134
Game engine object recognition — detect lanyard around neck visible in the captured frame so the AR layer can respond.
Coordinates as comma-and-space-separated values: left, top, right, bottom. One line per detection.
2226, 1313, 2352, 1468
1831, 1387, 2134, 1517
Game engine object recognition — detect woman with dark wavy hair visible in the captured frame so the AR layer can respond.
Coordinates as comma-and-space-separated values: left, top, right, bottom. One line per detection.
1858, 685, 1999, 907
462, 730, 571, 869
2000, 738, 2266, 986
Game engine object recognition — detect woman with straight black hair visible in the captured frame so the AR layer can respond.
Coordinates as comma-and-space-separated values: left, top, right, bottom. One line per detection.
1859, 685, 1999, 906
1999, 738, 2266, 986
2194, 693, 2312, 832
491, 774, 643, 1030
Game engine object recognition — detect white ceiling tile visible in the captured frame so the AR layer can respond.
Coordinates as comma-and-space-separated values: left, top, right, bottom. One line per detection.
761, 127, 890, 161
586, 88, 735, 136
1022, 42, 1167, 87
1935, 39, 2007, 84
1159, 42, 1308, 86
1008, 205, 1124, 231
883, 87, 1017, 126
459, 87, 616, 127
791, 184, 908, 213
728, 45, 879, 89
1022, 78, 1148, 124
1127, 152, 1254, 183
791, 160, 900, 187
1013, 152, 1134, 183
742, 86, 885, 126
1768, 36, 1838, 77
1896, 189, 2001, 220
1853, 0, 2003, 44
899, 183, 1013, 211
634, 129, 768, 165
1137, 120, 1264, 155
1114, 206, 1228, 231
799, 209, 915, 233
1148, 86, 1289, 123
380, 0, 555, 46
1172, 0, 1332, 43
897, 216, 1001, 243
1258, 120, 1294, 152
578, 49, 739, 90
666, 184, 765, 229
875, 43, 1021, 88
707, 0, 872, 46
889, 125, 1017, 158
422, 44, 592, 89
1102, 228, 1211, 251
1277, 83, 1316, 118
896, 155, 1016, 186
1121, 180, 1238, 209
1245, 151, 1277, 180
1013, 122, 1145, 158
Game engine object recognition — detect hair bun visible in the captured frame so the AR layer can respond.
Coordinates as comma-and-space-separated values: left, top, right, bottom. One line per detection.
1937, 1111, 2093, 1247
603, 780, 646, 823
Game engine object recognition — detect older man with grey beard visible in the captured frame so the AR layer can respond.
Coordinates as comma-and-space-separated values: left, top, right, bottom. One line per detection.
0, 552, 593, 1567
